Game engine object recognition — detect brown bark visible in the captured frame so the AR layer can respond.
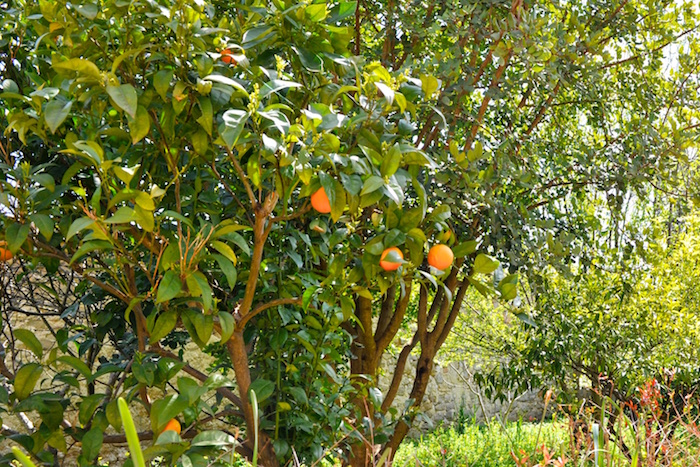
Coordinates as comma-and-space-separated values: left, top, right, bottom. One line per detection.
223, 191, 280, 466
382, 265, 471, 460
226, 333, 277, 466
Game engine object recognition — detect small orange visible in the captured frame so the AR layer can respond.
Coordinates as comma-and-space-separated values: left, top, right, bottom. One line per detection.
162, 418, 181, 435
0, 241, 12, 262
427, 244, 454, 270
379, 247, 404, 271
221, 49, 236, 65
310, 187, 332, 214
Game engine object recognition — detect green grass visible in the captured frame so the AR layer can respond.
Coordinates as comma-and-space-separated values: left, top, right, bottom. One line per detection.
393, 420, 569, 467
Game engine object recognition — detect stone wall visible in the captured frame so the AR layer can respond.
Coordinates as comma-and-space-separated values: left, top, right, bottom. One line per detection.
378, 356, 546, 432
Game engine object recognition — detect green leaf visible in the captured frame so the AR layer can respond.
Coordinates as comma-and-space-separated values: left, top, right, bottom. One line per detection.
104, 206, 136, 224
106, 84, 138, 118
33, 173, 55, 192
127, 105, 150, 143
306, 3, 328, 21
197, 97, 213, 135
57, 355, 92, 379
156, 270, 182, 303
210, 240, 237, 265
212, 254, 237, 288
13, 363, 43, 400
249, 378, 275, 403
498, 273, 519, 301
177, 378, 209, 404
381, 143, 401, 178
70, 240, 113, 265
375, 82, 394, 107
191, 430, 236, 447
452, 240, 477, 258
29, 214, 53, 240
430, 205, 451, 222
361, 175, 384, 195
150, 395, 188, 433
66, 217, 95, 241
81, 427, 103, 461
76, 3, 98, 19
12, 447, 37, 467
79, 394, 105, 426
72, 141, 104, 164
182, 309, 214, 347
154, 69, 174, 100
420, 74, 439, 98
53, 58, 101, 80
219, 109, 249, 148
106, 400, 121, 431
473, 253, 499, 275
14, 329, 43, 359
292, 46, 323, 72
219, 311, 234, 342
6, 222, 30, 253
44, 99, 72, 134
260, 79, 303, 99
192, 129, 209, 154
467, 141, 484, 161
133, 205, 154, 232
190, 271, 213, 312
118, 398, 146, 467
203, 74, 249, 95
330, 178, 346, 223
242, 26, 275, 48
149, 310, 178, 344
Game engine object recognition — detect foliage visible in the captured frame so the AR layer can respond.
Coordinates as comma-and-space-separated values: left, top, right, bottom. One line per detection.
393, 421, 568, 467
3, 0, 700, 465
467, 212, 700, 402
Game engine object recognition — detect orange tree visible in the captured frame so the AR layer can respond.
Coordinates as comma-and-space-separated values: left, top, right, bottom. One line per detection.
0, 0, 472, 465
2, 0, 700, 466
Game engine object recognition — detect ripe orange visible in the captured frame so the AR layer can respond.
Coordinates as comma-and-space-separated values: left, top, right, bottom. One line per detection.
162, 418, 181, 435
221, 49, 236, 65
428, 244, 454, 270
379, 247, 404, 271
310, 187, 332, 214
0, 241, 12, 262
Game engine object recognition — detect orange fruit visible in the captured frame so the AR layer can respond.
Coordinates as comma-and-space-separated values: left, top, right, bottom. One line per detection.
162, 418, 181, 435
310, 187, 332, 214
427, 244, 454, 270
379, 247, 404, 271
221, 49, 236, 65
0, 241, 12, 262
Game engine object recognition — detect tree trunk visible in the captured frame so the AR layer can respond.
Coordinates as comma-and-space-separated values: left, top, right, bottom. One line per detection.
227, 332, 279, 466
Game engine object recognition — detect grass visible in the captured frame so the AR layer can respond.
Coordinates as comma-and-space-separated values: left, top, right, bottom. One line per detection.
393, 419, 569, 467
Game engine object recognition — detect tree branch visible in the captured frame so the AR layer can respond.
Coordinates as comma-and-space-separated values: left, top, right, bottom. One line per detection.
237, 297, 302, 329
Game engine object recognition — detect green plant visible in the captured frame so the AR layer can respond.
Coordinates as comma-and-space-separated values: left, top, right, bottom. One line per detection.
3, 0, 700, 465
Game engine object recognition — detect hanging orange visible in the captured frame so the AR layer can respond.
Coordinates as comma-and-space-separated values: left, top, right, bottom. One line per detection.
427, 244, 454, 270
221, 49, 236, 65
162, 418, 181, 435
379, 247, 404, 271
0, 241, 12, 262
310, 187, 332, 214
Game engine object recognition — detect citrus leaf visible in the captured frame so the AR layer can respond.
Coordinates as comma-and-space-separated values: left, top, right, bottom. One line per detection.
106, 84, 138, 118
14, 329, 43, 359
154, 69, 174, 100
13, 363, 43, 400
219, 311, 234, 343
156, 270, 182, 303
473, 253, 499, 275
149, 310, 178, 344
127, 105, 150, 143
44, 99, 72, 134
